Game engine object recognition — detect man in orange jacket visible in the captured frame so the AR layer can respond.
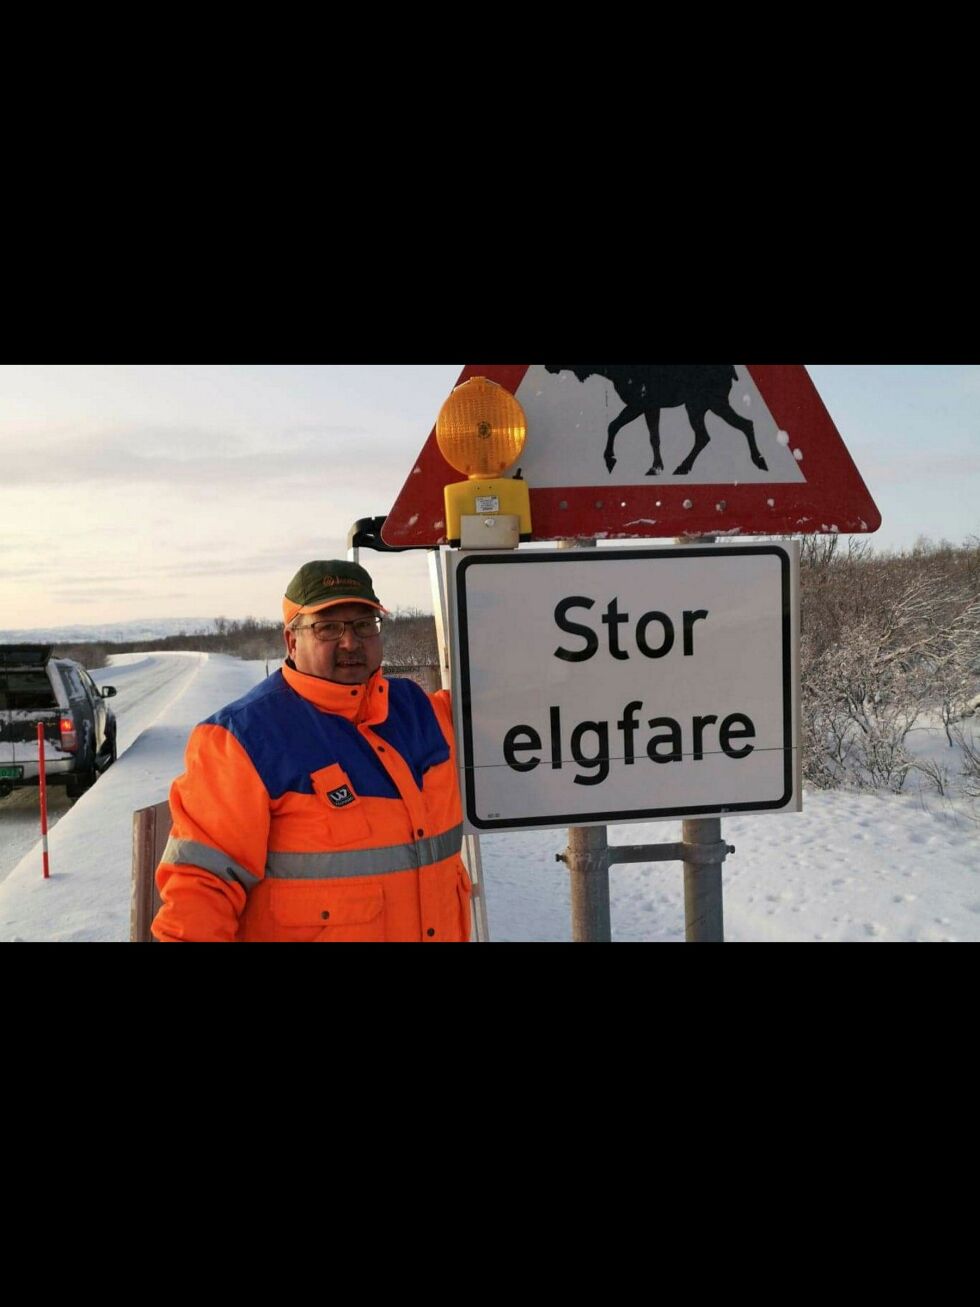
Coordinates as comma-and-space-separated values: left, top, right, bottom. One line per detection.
152, 560, 470, 942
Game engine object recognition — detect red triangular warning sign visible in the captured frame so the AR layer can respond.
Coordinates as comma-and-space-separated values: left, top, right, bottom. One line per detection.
382, 364, 881, 546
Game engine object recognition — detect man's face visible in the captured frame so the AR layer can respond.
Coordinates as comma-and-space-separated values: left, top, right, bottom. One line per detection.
284, 602, 384, 684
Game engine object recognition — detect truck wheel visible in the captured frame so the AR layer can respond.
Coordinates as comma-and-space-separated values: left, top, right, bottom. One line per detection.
66, 769, 96, 799
98, 731, 117, 771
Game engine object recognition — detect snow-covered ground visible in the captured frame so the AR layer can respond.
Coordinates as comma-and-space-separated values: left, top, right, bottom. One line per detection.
1, 652, 978, 942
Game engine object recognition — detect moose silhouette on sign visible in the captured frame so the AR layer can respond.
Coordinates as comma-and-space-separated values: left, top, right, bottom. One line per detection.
544, 364, 768, 477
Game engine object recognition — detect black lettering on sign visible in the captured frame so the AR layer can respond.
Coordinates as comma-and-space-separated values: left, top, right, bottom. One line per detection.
554, 597, 598, 662
636, 612, 674, 659
500, 704, 758, 779
554, 599, 711, 661
617, 700, 643, 765
683, 609, 708, 656
692, 715, 718, 762
570, 720, 609, 786
720, 713, 755, 758
502, 725, 542, 772
646, 717, 682, 764
601, 597, 630, 660
550, 706, 562, 770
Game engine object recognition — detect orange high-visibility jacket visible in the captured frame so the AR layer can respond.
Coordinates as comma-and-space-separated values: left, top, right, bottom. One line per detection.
152, 661, 470, 942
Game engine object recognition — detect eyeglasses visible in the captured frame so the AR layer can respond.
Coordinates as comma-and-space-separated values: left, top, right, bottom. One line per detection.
296, 616, 383, 642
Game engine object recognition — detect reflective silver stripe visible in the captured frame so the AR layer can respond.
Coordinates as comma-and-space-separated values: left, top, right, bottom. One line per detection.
161, 837, 262, 891
266, 822, 464, 881
416, 825, 464, 868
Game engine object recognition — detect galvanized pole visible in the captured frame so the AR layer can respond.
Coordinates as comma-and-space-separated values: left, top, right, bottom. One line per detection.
681, 816, 724, 941
557, 538, 612, 942
565, 824, 612, 942
677, 535, 724, 942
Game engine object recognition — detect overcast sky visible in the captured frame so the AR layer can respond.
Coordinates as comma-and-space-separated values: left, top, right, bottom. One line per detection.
1, 364, 977, 630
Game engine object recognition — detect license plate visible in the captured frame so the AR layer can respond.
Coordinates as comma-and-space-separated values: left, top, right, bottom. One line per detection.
0, 765, 24, 780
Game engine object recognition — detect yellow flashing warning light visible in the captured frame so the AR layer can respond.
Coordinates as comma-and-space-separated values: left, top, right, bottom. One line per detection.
436, 376, 532, 545
436, 376, 527, 478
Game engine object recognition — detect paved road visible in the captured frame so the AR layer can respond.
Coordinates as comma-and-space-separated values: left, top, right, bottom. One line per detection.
0, 653, 204, 886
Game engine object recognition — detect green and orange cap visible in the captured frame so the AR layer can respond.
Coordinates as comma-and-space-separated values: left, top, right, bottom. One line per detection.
283, 560, 388, 626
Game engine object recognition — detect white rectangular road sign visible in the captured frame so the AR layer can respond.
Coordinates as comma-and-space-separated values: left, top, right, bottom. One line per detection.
448, 544, 801, 832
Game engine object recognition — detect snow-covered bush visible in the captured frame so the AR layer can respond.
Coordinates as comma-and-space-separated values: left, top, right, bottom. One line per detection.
800, 536, 980, 794
953, 723, 980, 799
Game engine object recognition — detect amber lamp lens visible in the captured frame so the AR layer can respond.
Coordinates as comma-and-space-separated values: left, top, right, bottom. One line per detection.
436, 376, 527, 478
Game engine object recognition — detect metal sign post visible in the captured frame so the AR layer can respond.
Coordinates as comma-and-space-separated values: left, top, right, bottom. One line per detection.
675, 535, 722, 941
556, 538, 612, 941
428, 547, 490, 942
347, 514, 492, 942
556, 534, 725, 942
681, 815, 725, 941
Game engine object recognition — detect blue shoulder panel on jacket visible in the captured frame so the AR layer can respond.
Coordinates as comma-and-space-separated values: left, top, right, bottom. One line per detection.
375, 678, 450, 788
202, 672, 446, 801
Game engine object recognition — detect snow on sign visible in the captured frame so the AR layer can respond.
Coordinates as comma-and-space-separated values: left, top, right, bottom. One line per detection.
382, 364, 881, 545
448, 544, 802, 833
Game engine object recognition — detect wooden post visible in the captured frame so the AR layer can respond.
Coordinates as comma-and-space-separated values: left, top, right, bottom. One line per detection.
130, 799, 170, 942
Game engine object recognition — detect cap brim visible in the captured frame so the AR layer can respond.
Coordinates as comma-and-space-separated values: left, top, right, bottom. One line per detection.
283, 596, 388, 624
303, 597, 387, 616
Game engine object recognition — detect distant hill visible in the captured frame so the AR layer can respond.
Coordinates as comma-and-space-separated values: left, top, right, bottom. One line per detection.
0, 610, 439, 676
0, 617, 217, 644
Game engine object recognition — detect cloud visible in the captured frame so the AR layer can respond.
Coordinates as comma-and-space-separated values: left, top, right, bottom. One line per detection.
20, 544, 353, 589
49, 586, 164, 602
165, 531, 344, 559
0, 422, 403, 494
0, 520, 358, 593
861, 450, 980, 485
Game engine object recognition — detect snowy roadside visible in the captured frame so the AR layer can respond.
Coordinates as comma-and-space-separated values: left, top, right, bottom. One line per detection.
478, 788, 980, 942
0, 654, 264, 942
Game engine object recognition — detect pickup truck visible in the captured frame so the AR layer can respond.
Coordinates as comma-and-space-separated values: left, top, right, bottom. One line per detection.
0, 645, 117, 800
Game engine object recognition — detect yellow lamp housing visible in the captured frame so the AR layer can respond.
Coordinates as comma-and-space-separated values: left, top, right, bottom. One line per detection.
436, 376, 532, 545
443, 475, 532, 546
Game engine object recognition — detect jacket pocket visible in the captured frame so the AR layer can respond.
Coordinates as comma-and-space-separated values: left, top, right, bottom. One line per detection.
310, 763, 372, 846
269, 882, 386, 942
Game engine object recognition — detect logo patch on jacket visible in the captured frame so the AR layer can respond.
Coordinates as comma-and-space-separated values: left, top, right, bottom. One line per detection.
327, 785, 355, 808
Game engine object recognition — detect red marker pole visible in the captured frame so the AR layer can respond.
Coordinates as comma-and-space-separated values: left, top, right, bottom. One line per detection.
37, 722, 50, 879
